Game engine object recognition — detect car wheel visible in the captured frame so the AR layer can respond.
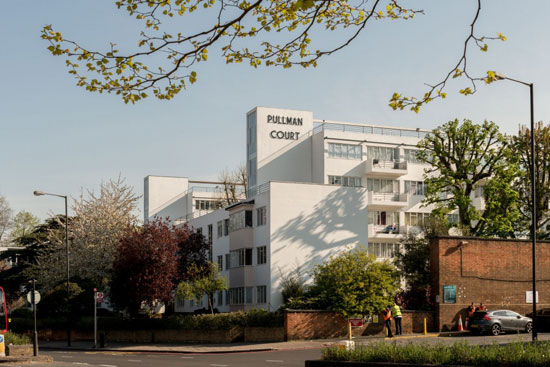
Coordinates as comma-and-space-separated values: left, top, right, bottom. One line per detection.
491, 323, 501, 336
526, 322, 533, 334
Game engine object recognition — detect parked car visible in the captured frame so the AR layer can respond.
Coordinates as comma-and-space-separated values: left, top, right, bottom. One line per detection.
526, 308, 550, 331
469, 310, 532, 336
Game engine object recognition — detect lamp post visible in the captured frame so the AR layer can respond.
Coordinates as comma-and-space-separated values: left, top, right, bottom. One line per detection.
33, 191, 71, 346
493, 73, 537, 341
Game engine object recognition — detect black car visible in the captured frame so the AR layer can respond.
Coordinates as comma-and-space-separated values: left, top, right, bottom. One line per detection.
526, 308, 550, 331
469, 310, 532, 336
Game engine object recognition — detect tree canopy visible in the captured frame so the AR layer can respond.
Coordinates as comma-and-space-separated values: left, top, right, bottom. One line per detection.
513, 123, 550, 239
417, 119, 521, 237
309, 247, 399, 318
42, 0, 504, 107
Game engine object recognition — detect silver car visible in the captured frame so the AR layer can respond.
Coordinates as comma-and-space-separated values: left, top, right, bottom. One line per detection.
469, 310, 532, 336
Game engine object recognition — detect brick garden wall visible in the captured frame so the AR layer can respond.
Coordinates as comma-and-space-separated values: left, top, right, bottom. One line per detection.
430, 237, 550, 331
284, 310, 435, 340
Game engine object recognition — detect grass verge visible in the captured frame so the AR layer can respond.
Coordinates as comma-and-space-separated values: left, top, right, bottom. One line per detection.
322, 341, 550, 367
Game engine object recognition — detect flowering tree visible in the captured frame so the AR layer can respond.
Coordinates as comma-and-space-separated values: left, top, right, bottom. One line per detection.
70, 177, 140, 286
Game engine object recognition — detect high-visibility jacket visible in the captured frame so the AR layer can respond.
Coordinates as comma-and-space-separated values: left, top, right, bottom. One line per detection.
383, 309, 392, 321
391, 305, 402, 318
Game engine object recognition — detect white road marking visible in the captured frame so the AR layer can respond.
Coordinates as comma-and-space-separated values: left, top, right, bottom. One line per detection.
266, 360, 284, 363
181, 356, 195, 359
73, 363, 89, 365
127, 360, 142, 362
60, 355, 74, 358
210, 364, 228, 367
99, 365, 117, 367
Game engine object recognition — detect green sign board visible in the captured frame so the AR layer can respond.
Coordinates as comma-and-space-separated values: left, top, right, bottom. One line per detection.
443, 285, 457, 304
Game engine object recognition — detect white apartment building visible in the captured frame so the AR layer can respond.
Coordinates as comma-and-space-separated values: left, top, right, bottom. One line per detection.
144, 107, 453, 313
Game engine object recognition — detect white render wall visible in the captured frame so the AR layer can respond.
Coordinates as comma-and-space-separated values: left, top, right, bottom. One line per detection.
269, 181, 368, 308
144, 176, 189, 222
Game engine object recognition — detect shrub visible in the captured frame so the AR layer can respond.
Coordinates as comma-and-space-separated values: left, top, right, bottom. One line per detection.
5, 331, 31, 345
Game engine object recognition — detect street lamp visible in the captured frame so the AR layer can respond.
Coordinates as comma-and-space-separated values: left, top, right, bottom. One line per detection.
33, 191, 71, 346
493, 72, 537, 341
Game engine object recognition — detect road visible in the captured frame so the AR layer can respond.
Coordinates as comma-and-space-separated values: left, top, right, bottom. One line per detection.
10, 348, 322, 367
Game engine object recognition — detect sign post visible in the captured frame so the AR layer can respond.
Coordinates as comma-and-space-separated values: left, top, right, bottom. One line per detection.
93, 289, 103, 348
26, 280, 40, 357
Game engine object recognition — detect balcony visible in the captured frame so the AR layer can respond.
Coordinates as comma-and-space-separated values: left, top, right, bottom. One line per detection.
368, 224, 403, 240
364, 159, 408, 178
368, 192, 409, 210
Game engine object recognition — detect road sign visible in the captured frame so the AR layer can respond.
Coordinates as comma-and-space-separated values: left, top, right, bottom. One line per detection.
26, 291, 40, 305
349, 318, 364, 327
95, 292, 104, 303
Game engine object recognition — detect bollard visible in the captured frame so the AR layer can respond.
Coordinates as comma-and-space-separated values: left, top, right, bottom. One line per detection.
0, 334, 5, 356
424, 318, 427, 335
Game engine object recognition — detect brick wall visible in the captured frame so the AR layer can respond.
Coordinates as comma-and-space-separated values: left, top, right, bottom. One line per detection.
430, 237, 550, 331
285, 310, 435, 340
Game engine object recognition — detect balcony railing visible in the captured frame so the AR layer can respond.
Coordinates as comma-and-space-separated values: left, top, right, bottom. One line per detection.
371, 160, 408, 170
372, 224, 400, 234
371, 193, 408, 202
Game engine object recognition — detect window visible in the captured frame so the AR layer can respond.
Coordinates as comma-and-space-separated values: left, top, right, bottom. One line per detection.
217, 255, 223, 270
404, 149, 422, 164
229, 210, 253, 232
328, 143, 362, 159
208, 224, 213, 243
225, 254, 230, 270
224, 219, 229, 236
256, 207, 267, 226
218, 290, 224, 306
329, 176, 362, 187
217, 221, 223, 238
257, 286, 267, 304
367, 242, 400, 258
368, 211, 399, 226
245, 287, 254, 304
176, 296, 185, 308
367, 178, 399, 193
257, 246, 267, 265
190, 299, 194, 307
208, 224, 213, 261
448, 214, 459, 225
197, 227, 203, 234
229, 287, 245, 305
230, 248, 253, 268
195, 200, 221, 211
367, 146, 397, 161
405, 181, 426, 195
226, 289, 230, 305
404, 212, 431, 227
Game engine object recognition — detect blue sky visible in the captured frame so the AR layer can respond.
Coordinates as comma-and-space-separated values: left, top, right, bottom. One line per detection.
1, 1, 549, 220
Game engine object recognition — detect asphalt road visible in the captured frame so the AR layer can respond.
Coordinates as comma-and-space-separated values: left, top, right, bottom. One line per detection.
19, 348, 322, 367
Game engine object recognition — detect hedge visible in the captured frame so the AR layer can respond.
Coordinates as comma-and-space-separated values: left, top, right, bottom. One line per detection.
10, 309, 283, 332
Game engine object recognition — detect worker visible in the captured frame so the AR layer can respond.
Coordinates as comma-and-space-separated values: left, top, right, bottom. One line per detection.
392, 303, 402, 336
383, 306, 393, 338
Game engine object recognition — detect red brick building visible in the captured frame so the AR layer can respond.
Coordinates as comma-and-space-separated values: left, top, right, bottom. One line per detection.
430, 236, 550, 331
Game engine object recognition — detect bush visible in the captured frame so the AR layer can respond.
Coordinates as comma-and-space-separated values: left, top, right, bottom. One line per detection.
5, 331, 31, 345
322, 341, 550, 366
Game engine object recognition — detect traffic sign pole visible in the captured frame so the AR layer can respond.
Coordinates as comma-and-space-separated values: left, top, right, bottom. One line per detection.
93, 289, 97, 349
32, 279, 38, 357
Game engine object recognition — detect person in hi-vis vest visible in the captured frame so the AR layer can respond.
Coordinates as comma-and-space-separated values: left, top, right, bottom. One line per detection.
392, 303, 402, 336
